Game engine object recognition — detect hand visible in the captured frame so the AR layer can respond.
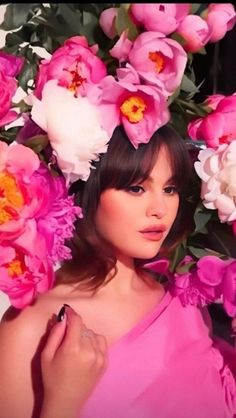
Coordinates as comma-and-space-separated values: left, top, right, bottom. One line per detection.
40, 305, 108, 418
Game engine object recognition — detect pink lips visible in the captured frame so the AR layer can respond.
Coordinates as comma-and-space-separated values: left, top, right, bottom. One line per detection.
140, 225, 167, 241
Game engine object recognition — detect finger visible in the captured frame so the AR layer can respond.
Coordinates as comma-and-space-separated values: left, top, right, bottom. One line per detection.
62, 306, 85, 346
41, 316, 67, 361
96, 334, 108, 355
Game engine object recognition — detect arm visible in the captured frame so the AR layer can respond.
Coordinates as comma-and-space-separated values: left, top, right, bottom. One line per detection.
0, 306, 46, 418
39, 305, 108, 418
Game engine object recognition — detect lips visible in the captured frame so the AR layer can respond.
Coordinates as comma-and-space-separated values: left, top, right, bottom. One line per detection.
140, 225, 167, 233
139, 225, 167, 241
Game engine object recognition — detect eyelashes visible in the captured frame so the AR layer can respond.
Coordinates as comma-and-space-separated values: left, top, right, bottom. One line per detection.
126, 184, 178, 195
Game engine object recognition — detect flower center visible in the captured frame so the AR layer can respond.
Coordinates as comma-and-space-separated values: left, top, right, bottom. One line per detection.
218, 134, 233, 145
148, 51, 165, 73
0, 171, 24, 225
120, 96, 147, 123
6, 256, 26, 278
64, 60, 87, 93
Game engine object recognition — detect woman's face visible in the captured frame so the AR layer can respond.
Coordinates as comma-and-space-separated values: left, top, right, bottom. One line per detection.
94, 146, 179, 261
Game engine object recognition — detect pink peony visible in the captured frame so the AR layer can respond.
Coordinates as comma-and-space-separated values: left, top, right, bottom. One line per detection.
205, 3, 236, 43
90, 74, 170, 148
128, 31, 187, 97
188, 94, 236, 148
171, 255, 236, 316
0, 140, 81, 262
176, 14, 211, 52
194, 140, 236, 223
0, 51, 24, 77
34, 36, 107, 99
0, 141, 40, 239
130, 4, 190, 35
0, 242, 54, 309
0, 70, 19, 127
99, 7, 118, 39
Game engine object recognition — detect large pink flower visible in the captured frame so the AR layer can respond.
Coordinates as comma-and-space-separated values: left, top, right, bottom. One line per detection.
128, 31, 187, 97
176, 14, 211, 52
194, 141, 236, 223
34, 36, 107, 99
130, 4, 190, 35
90, 74, 170, 148
0, 141, 40, 239
205, 3, 236, 43
0, 140, 81, 262
188, 94, 236, 148
0, 242, 54, 309
171, 255, 236, 316
0, 70, 19, 127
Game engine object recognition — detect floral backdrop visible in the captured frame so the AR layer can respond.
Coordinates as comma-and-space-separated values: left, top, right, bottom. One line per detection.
0, 3, 236, 315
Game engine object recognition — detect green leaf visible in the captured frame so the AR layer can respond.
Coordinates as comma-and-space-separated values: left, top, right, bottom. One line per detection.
115, 5, 139, 40
180, 74, 200, 94
0, 4, 41, 30
188, 246, 209, 258
176, 261, 196, 274
25, 135, 49, 154
194, 211, 212, 233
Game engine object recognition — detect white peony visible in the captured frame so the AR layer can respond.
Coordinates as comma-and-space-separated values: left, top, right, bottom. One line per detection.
194, 140, 236, 222
31, 80, 110, 184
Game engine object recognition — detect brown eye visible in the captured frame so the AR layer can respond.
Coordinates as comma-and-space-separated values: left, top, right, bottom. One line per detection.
127, 185, 145, 194
163, 185, 178, 195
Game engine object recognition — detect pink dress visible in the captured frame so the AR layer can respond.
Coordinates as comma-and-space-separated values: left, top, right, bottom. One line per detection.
79, 291, 236, 418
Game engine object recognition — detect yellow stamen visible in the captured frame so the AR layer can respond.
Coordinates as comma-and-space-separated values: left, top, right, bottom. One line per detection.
64, 61, 87, 93
149, 51, 165, 73
120, 96, 147, 123
7, 258, 24, 277
0, 171, 24, 225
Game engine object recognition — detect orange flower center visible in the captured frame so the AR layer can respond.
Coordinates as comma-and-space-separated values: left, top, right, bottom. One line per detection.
0, 171, 24, 225
149, 51, 165, 73
120, 96, 147, 123
6, 256, 26, 278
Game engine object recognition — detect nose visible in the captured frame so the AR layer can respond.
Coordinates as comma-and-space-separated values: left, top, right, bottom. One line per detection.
146, 192, 167, 219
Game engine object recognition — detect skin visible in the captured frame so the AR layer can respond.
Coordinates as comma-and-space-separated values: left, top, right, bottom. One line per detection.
0, 145, 179, 418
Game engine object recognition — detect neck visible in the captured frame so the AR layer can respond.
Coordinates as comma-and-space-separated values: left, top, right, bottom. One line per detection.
99, 255, 155, 296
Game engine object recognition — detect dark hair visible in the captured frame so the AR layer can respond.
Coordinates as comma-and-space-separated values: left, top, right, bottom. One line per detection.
56, 124, 196, 289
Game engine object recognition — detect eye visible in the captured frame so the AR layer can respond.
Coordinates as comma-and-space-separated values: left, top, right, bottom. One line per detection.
126, 185, 145, 194
163, 185, 178, 195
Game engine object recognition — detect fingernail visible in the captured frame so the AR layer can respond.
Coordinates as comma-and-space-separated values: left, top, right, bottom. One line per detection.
57, 306, 66, 322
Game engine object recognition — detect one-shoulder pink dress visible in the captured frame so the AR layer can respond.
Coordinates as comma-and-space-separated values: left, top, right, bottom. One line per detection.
79, 291, 236, 418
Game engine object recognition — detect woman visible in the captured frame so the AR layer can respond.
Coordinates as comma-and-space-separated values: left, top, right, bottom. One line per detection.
0, 125, 235, 418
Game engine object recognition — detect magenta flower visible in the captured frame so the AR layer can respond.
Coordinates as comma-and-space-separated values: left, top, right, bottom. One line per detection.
34, 36, 107, 99
188, 94, 236, 148
0, 70, 19, 127
128, 31, 187, 97
171, 255, 236, 317
0, 140, 82, 262
0, 241, 54, 309
0, 51, 24, 78
32, 165, 82, 263
90, 74, 170, 148
130, 4, 190, 35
